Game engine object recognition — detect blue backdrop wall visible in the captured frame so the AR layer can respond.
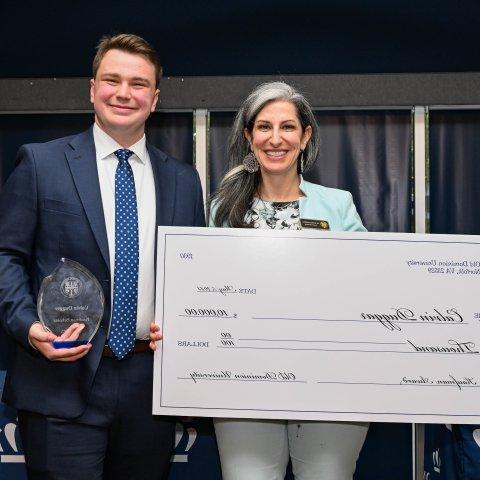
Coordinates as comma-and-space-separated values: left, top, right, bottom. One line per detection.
2, 1, 480, 78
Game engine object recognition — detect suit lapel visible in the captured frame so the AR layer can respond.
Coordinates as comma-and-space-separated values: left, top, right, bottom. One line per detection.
148, 143, 176, 227
65, 128, 110, 271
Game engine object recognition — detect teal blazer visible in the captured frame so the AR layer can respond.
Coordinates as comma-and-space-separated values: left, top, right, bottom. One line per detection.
209, 177, 366, 232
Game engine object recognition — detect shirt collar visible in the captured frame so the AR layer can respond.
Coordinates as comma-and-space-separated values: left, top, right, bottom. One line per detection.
93, 123, 147, 164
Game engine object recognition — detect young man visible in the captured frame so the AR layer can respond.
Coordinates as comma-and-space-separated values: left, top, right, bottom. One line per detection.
0, 34, 205, 479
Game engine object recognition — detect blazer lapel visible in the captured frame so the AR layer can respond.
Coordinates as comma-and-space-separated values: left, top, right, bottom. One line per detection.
65, 128, 110, 271
148, 143, 176, 227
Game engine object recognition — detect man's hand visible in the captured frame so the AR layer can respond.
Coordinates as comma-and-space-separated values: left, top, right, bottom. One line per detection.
28, 322, 91, 361
149, 322, 163, 351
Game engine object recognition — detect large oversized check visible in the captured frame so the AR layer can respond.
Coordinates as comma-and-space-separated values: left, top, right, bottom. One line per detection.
153, 227, 480, 423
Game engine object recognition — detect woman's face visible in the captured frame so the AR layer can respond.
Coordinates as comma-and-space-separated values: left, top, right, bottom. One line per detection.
245, 100, 312, 178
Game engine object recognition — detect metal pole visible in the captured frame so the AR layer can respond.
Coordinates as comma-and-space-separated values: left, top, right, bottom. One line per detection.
412, 105, 428, 480
194, 109, 209, 209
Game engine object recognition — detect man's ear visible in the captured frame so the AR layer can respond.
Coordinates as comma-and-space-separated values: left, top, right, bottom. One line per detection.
89, 79, 95, 104
151, 89, 160, 112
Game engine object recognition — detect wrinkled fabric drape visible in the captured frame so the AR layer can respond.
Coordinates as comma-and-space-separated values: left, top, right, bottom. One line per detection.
430, 110, 480, 235
425, 110, 480, 480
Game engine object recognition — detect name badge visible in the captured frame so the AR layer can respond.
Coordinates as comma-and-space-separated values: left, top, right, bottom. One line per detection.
300, 219, 330, 230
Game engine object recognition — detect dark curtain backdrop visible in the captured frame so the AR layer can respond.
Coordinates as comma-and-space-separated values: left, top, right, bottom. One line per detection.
209, 112, 236, 197
209, 110, 412, 233
308, 111, 412, 232
209, 109, 413, 480
429, 110, 480, 235
424, 110, 480, 480
147, 113, 194, 165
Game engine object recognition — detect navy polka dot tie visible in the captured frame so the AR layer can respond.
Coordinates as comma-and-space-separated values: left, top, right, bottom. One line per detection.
108, 149, 139, 359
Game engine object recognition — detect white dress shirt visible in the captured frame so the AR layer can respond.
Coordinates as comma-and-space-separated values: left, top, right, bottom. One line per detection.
93, 123, 156, 340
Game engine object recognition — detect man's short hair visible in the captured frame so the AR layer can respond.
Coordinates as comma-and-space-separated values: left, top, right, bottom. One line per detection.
93, 33, 163, 87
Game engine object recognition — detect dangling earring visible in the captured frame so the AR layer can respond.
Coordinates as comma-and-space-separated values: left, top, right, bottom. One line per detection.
243, 151, 259, 173
299, 150, 305, 174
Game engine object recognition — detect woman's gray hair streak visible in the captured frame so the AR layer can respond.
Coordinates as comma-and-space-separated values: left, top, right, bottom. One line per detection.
211, 81, 320, 228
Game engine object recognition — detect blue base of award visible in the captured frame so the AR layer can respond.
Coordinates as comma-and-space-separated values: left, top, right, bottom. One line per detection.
53, 340, 89, 349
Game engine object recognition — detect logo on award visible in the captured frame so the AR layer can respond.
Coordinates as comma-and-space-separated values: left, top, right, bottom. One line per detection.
61, 276, 83, 299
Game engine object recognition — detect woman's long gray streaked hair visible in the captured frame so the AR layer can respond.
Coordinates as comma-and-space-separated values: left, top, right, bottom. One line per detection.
210, 81, 320, 227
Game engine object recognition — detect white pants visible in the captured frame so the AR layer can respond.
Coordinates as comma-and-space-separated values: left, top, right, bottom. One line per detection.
214, 418, 368, 480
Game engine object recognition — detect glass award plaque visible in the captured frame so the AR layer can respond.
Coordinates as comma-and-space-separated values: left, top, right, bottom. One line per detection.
37, 258, 104, 348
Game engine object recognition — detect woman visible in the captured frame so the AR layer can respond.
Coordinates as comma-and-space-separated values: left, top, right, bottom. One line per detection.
150, 81, 368, 479
209, 82, 368, 480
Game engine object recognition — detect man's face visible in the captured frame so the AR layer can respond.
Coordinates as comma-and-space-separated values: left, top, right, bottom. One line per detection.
90, 49, 159, 143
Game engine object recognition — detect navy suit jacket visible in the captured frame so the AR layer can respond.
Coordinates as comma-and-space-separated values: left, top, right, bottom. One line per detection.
0, 127, 205, 418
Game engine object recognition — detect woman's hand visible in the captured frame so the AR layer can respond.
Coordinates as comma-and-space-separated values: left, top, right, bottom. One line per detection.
149, 322, 163, 351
